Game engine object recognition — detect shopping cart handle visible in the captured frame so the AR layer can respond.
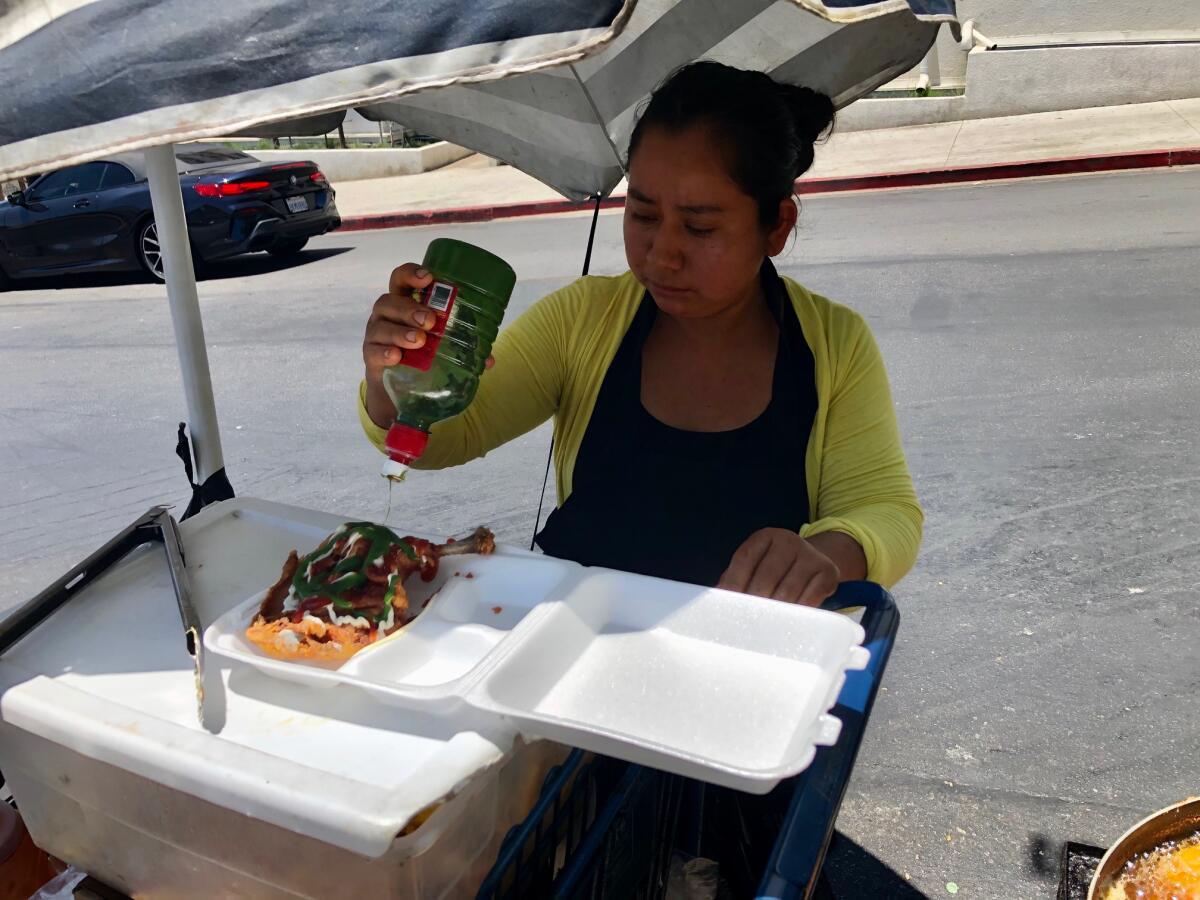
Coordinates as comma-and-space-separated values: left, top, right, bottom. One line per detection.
757, 581, 900, 900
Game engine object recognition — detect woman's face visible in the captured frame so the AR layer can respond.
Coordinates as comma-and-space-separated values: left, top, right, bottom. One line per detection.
624, 123, 795, 320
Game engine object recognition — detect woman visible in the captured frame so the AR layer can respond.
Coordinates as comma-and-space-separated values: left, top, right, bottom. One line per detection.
358, 61, 922, 607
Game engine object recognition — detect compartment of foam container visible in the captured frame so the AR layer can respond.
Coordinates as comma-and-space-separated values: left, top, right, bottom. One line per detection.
341, 553, 581, 704
469, 569, 869, 792
205, 548, 581, 700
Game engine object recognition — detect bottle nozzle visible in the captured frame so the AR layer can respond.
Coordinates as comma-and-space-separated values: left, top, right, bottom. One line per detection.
381, 459, 409, 482
382, 423, 429, 479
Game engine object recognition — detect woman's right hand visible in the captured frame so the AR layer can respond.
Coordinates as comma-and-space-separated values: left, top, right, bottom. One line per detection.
362, 263, 436, 428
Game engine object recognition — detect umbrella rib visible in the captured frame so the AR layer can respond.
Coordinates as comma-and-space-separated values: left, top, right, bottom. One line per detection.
569, 64, 626, 181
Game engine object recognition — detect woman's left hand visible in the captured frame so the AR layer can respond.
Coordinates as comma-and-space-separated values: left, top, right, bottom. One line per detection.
717, 528, 839, 606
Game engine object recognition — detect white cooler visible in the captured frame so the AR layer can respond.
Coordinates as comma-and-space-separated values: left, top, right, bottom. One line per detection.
0, 496, 869, 897
0, 498, 568, 898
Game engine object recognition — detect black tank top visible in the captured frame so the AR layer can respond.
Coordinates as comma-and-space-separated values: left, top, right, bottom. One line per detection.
535, 262, 817, 587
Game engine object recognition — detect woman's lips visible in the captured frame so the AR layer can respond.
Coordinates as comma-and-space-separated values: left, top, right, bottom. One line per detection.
648, 281, 690, 298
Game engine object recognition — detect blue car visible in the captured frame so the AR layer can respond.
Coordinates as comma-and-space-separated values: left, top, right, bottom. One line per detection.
0, 144, 341, 286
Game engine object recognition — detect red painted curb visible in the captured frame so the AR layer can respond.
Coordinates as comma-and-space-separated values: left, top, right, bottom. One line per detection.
794, 146, 1200, 195
338, 196, 625, 232
337, 147, 1200, 232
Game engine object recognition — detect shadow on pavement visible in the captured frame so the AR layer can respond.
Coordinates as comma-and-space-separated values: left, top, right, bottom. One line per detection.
198, 246, 353, 281
822, 832, 931, 899
0, 247, 354, 292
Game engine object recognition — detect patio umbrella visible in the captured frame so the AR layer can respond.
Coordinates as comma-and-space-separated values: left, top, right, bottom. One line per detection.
360, 0, 957, 201
0, 0, 954, 509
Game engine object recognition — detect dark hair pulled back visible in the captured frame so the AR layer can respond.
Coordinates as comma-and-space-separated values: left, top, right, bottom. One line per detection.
626, 61, 834, 227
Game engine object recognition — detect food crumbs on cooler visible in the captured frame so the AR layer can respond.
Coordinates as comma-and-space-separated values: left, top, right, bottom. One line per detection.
465, 572, 475, 579
491, 606, 503, 615
398, 801, 443, 837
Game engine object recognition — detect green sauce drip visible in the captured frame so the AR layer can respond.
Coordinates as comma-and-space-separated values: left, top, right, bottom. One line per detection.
291, 522, 416, 623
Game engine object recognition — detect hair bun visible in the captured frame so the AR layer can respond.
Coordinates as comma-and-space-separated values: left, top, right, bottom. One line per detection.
778, 84, 834, 145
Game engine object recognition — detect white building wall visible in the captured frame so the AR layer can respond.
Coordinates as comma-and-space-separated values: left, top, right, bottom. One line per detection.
839, 1, 1200, 130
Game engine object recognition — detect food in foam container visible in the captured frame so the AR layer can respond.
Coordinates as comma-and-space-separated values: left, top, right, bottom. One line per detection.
245, 522, 495, 662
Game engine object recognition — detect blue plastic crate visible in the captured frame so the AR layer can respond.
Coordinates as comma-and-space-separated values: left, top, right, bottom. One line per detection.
477, 583, 899, 900
477, 752, 683, 899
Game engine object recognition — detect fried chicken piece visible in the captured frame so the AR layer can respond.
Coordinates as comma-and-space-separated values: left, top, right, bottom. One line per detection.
246, 523, 496, 663
258, 550, 299, 620
367, 526, 496, 586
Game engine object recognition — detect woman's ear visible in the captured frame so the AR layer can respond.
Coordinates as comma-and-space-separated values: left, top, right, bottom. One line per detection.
766, 197, 798, 256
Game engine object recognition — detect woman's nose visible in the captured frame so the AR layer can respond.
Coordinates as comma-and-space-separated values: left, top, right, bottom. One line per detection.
646, 226, 684, 271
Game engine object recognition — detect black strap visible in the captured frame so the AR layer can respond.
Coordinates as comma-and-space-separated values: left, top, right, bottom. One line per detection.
530, 193, 603, 550
175, 423, 235, 520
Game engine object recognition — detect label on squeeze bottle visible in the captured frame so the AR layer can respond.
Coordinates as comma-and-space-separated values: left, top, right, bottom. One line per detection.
399, 281, 457, 372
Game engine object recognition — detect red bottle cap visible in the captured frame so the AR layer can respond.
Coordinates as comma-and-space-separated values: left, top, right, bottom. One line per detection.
385, 423, 430, 464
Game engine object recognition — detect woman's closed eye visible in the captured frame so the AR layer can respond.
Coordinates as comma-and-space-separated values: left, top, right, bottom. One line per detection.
685, 224, 715, 237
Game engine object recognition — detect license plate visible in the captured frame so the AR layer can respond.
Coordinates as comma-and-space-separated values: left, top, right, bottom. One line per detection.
286, 195, 308, 213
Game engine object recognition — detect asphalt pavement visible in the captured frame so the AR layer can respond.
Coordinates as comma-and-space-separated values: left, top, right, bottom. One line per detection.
2, 167, 1199, 898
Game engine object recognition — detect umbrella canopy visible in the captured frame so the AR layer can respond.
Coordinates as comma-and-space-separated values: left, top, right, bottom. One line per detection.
0, 0, 632, 180
361, 0, 956, 200
0, 0, 954, 509
0, 0, 953, 188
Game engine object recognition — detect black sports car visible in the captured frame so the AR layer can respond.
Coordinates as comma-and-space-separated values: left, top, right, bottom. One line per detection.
0, 144, 341, 286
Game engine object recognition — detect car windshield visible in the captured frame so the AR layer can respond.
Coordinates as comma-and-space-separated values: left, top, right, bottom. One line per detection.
174, 146, 257, 174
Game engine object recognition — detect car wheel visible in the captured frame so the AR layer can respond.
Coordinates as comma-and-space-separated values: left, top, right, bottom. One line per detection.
267, 238, 309, 257
0, 264, 10, 292
137, 219, 166, 282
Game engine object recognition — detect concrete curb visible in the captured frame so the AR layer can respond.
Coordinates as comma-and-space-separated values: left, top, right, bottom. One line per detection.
337, 147, 1200, 232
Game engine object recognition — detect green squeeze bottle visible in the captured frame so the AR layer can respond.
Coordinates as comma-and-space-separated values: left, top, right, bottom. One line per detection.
380, 239, 516, 481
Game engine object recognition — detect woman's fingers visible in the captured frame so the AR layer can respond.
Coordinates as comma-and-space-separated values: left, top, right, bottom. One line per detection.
363, 317, 429, 371
366, 263, 495, 385
781, 560, 839, 607
797, 566, 839, 607
717, 530, 771, 594
364, 342, 396, 369
364, 266, 437, 376
743, 534, 794, 598
368, 318, 429, 350
719, 528, 839, 605
389, 263, 434, 296
370, 291, 435, 331
774, 557, 814, 604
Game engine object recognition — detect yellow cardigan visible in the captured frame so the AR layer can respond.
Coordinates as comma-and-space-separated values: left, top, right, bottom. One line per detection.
359, 271, 923, 588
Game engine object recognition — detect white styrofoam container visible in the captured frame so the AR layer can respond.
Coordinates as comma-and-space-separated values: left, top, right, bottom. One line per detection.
0, 498, 569, 898
207, 548, 869, 794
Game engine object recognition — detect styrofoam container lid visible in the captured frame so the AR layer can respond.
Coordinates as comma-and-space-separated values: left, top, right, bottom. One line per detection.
467, 569, 868, 792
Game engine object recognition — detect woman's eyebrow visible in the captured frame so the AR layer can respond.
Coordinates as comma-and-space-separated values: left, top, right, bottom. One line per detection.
628, 187, 723, 215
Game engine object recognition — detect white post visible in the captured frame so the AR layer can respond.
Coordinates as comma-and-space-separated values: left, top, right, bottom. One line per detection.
143, 143, 225, 482
955, 20, 996, 52
916, 41, 941, 94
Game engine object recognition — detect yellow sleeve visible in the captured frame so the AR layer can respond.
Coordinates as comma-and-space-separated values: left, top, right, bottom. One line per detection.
357, 279, 576, 469
800, 311, 923, 588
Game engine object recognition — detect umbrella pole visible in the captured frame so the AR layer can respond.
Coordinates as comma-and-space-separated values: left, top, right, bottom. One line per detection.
144, 144, 228, 489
